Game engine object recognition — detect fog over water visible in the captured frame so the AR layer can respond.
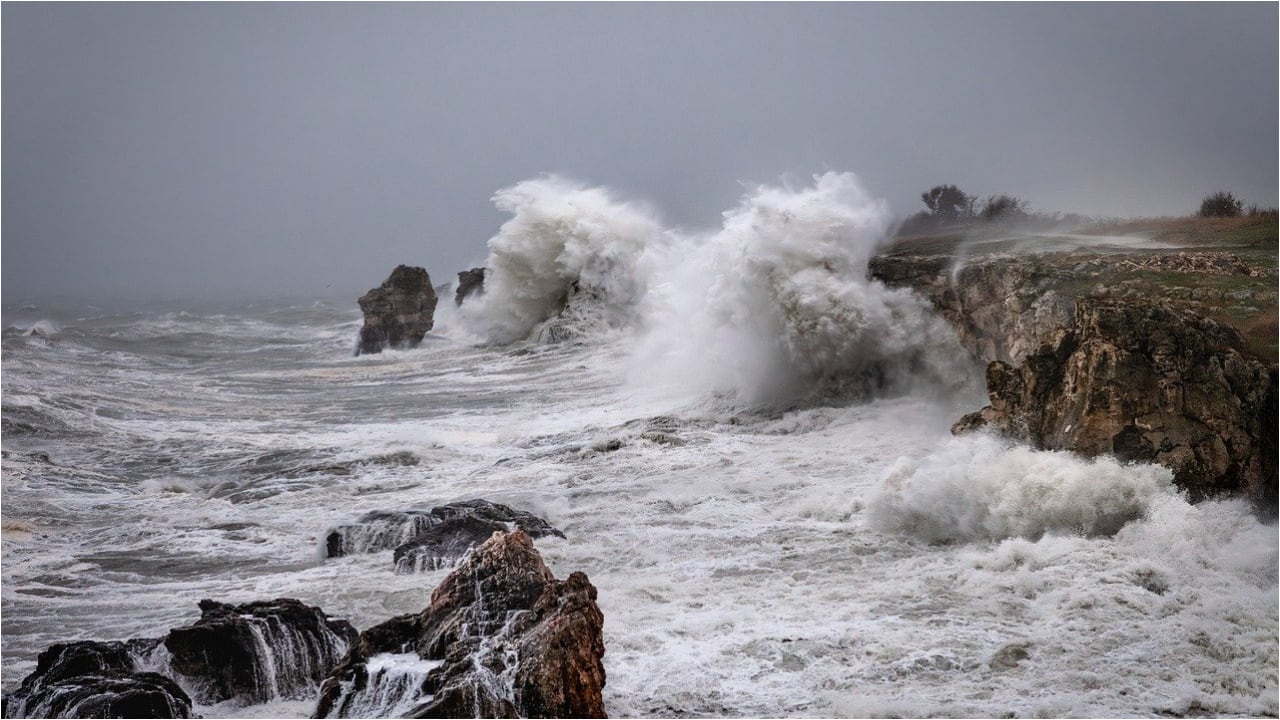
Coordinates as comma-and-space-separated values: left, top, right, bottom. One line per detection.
3, 2, 1277, 302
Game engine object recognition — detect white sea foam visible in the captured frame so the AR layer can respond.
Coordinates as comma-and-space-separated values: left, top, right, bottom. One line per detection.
867, 434, 1176, 541
634, 172, 975, 405
462, 175, 666, 344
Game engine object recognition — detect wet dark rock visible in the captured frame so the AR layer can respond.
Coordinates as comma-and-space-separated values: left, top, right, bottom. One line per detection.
2, 640, 192, 719
455, 267, 487, 307
164, 598, 357, 705
315, 531, 606, 719
988, 644, 1030, 671
356, 265, 438, 355
953, 299, 1278, 514
324, 499, 565, 566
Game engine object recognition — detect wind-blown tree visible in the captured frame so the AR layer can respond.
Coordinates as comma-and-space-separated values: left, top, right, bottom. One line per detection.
1198, 191, 1244, 218
921, 185, 975, 220
981, 194, 1028, 221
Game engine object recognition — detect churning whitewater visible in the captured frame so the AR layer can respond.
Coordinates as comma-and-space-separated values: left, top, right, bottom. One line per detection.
2, 173, 1276, 718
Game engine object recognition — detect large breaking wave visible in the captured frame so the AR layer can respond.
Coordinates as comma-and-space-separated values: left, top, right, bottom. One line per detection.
460, 176, 666, 345
462, 172, 976, 405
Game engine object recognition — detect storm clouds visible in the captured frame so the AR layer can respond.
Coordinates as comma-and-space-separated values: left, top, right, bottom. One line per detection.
3, 3, 1276, 301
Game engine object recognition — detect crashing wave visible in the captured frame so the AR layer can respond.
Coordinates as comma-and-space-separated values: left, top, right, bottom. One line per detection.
634, 172, 977, 405
461, 175, 666, 345
867, 434, 1176, 542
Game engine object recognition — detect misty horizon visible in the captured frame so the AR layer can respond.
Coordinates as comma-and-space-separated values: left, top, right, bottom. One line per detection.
4, 2, 1277, 303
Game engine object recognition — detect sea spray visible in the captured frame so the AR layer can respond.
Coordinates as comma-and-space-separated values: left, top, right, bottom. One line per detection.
462, 175, 667, 344
633, 172, 976, 405
867, 433, 1176, 542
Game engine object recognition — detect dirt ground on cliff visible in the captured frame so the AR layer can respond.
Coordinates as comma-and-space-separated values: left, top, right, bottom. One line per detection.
888, 215, 1279, 363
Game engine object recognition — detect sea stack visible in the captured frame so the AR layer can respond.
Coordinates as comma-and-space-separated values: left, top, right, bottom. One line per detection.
356, 265, 438, 355
455, 267, 487, 307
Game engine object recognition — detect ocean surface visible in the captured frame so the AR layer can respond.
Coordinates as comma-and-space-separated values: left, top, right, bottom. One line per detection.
3, 173, 1277, 718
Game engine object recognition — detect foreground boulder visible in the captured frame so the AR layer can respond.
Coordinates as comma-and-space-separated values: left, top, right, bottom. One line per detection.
356, 265, 438, 355
315, 531, 606, 718
954, 299, 1277, 513
2, 640, 192, 719
323, 499, 565, 573
455, 267, 486, 307
165, 598, 358, 705
5, 598, 359, 716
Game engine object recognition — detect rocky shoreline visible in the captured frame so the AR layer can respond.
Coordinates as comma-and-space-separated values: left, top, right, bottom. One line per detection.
5, 517, 601, 719
871, 243, 1278, 516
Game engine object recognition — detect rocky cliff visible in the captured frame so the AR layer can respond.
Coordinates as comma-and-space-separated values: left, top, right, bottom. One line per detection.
871, 244, 1278, 515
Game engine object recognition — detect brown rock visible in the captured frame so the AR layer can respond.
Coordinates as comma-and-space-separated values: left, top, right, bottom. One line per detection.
315, 531, 606, 719
356, 265, 438, 355
955, 298, 1277, 514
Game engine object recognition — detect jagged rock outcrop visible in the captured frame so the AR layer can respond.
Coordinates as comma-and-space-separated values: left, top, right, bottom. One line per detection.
2, 640, 192, 719
356, 265, 438, 355
323, 499, 565, 573
165, 598, 358, 705
953, 298, 1278, 513
315, 531, 606, 719
870, 253, 1076, 365
455, 268, 486, 307
5, 598, 359, 716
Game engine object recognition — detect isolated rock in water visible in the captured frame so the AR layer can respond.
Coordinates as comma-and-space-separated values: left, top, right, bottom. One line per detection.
2, 640, 192, 719
356, 265, 438, 355
315, 531, 606, 719
324, 499, 565, 565
164, 598, 357, 705
455, 267, 486, 307
954, 298, 1278, 514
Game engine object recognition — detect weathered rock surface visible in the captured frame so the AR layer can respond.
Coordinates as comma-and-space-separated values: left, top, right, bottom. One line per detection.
6, 598, 359, 715
165, 598, 357, 705
455, 268, 486, 307
315, 531, 606, 719
2, 640, 192, 719
323, 499, 565, 572
953, 298, 1278, 512
356, 265, 438, 355
870, 252, 1077, 366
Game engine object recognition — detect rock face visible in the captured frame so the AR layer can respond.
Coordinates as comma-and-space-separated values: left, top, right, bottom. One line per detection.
315, 531, 606, 719
357, 265, 438, 355
953, 298, 1278, 512
870, 253, 1077, 366
164, 598, 358, 705
323, 499, 565, 574
455, 268, 486, 307
2, 640, 192, 719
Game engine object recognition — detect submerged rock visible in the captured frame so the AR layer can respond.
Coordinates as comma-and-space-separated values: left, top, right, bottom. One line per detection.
2, 640, 192, 719
455, 267, 486, 307
356, 265, 438, 355
164, 598, 357, 705
323, 499, 565, 571
315, 531, 606, 719
954, 299, 1278, 513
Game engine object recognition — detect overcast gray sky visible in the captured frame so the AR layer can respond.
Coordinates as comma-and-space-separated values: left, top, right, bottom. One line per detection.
3, 2, 1276, 302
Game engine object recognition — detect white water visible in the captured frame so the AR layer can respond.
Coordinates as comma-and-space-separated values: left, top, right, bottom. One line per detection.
3, 174, 1276, 718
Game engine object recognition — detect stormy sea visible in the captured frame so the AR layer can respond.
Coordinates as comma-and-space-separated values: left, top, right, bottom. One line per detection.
3, 174, 1276, 718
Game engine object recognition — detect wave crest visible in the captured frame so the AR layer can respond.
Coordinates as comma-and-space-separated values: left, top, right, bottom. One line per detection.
463, 175, 665, 344
867, 434, 1177, 542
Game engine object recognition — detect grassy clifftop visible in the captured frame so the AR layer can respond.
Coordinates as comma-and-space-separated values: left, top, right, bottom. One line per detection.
882, 215, 1278, 363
